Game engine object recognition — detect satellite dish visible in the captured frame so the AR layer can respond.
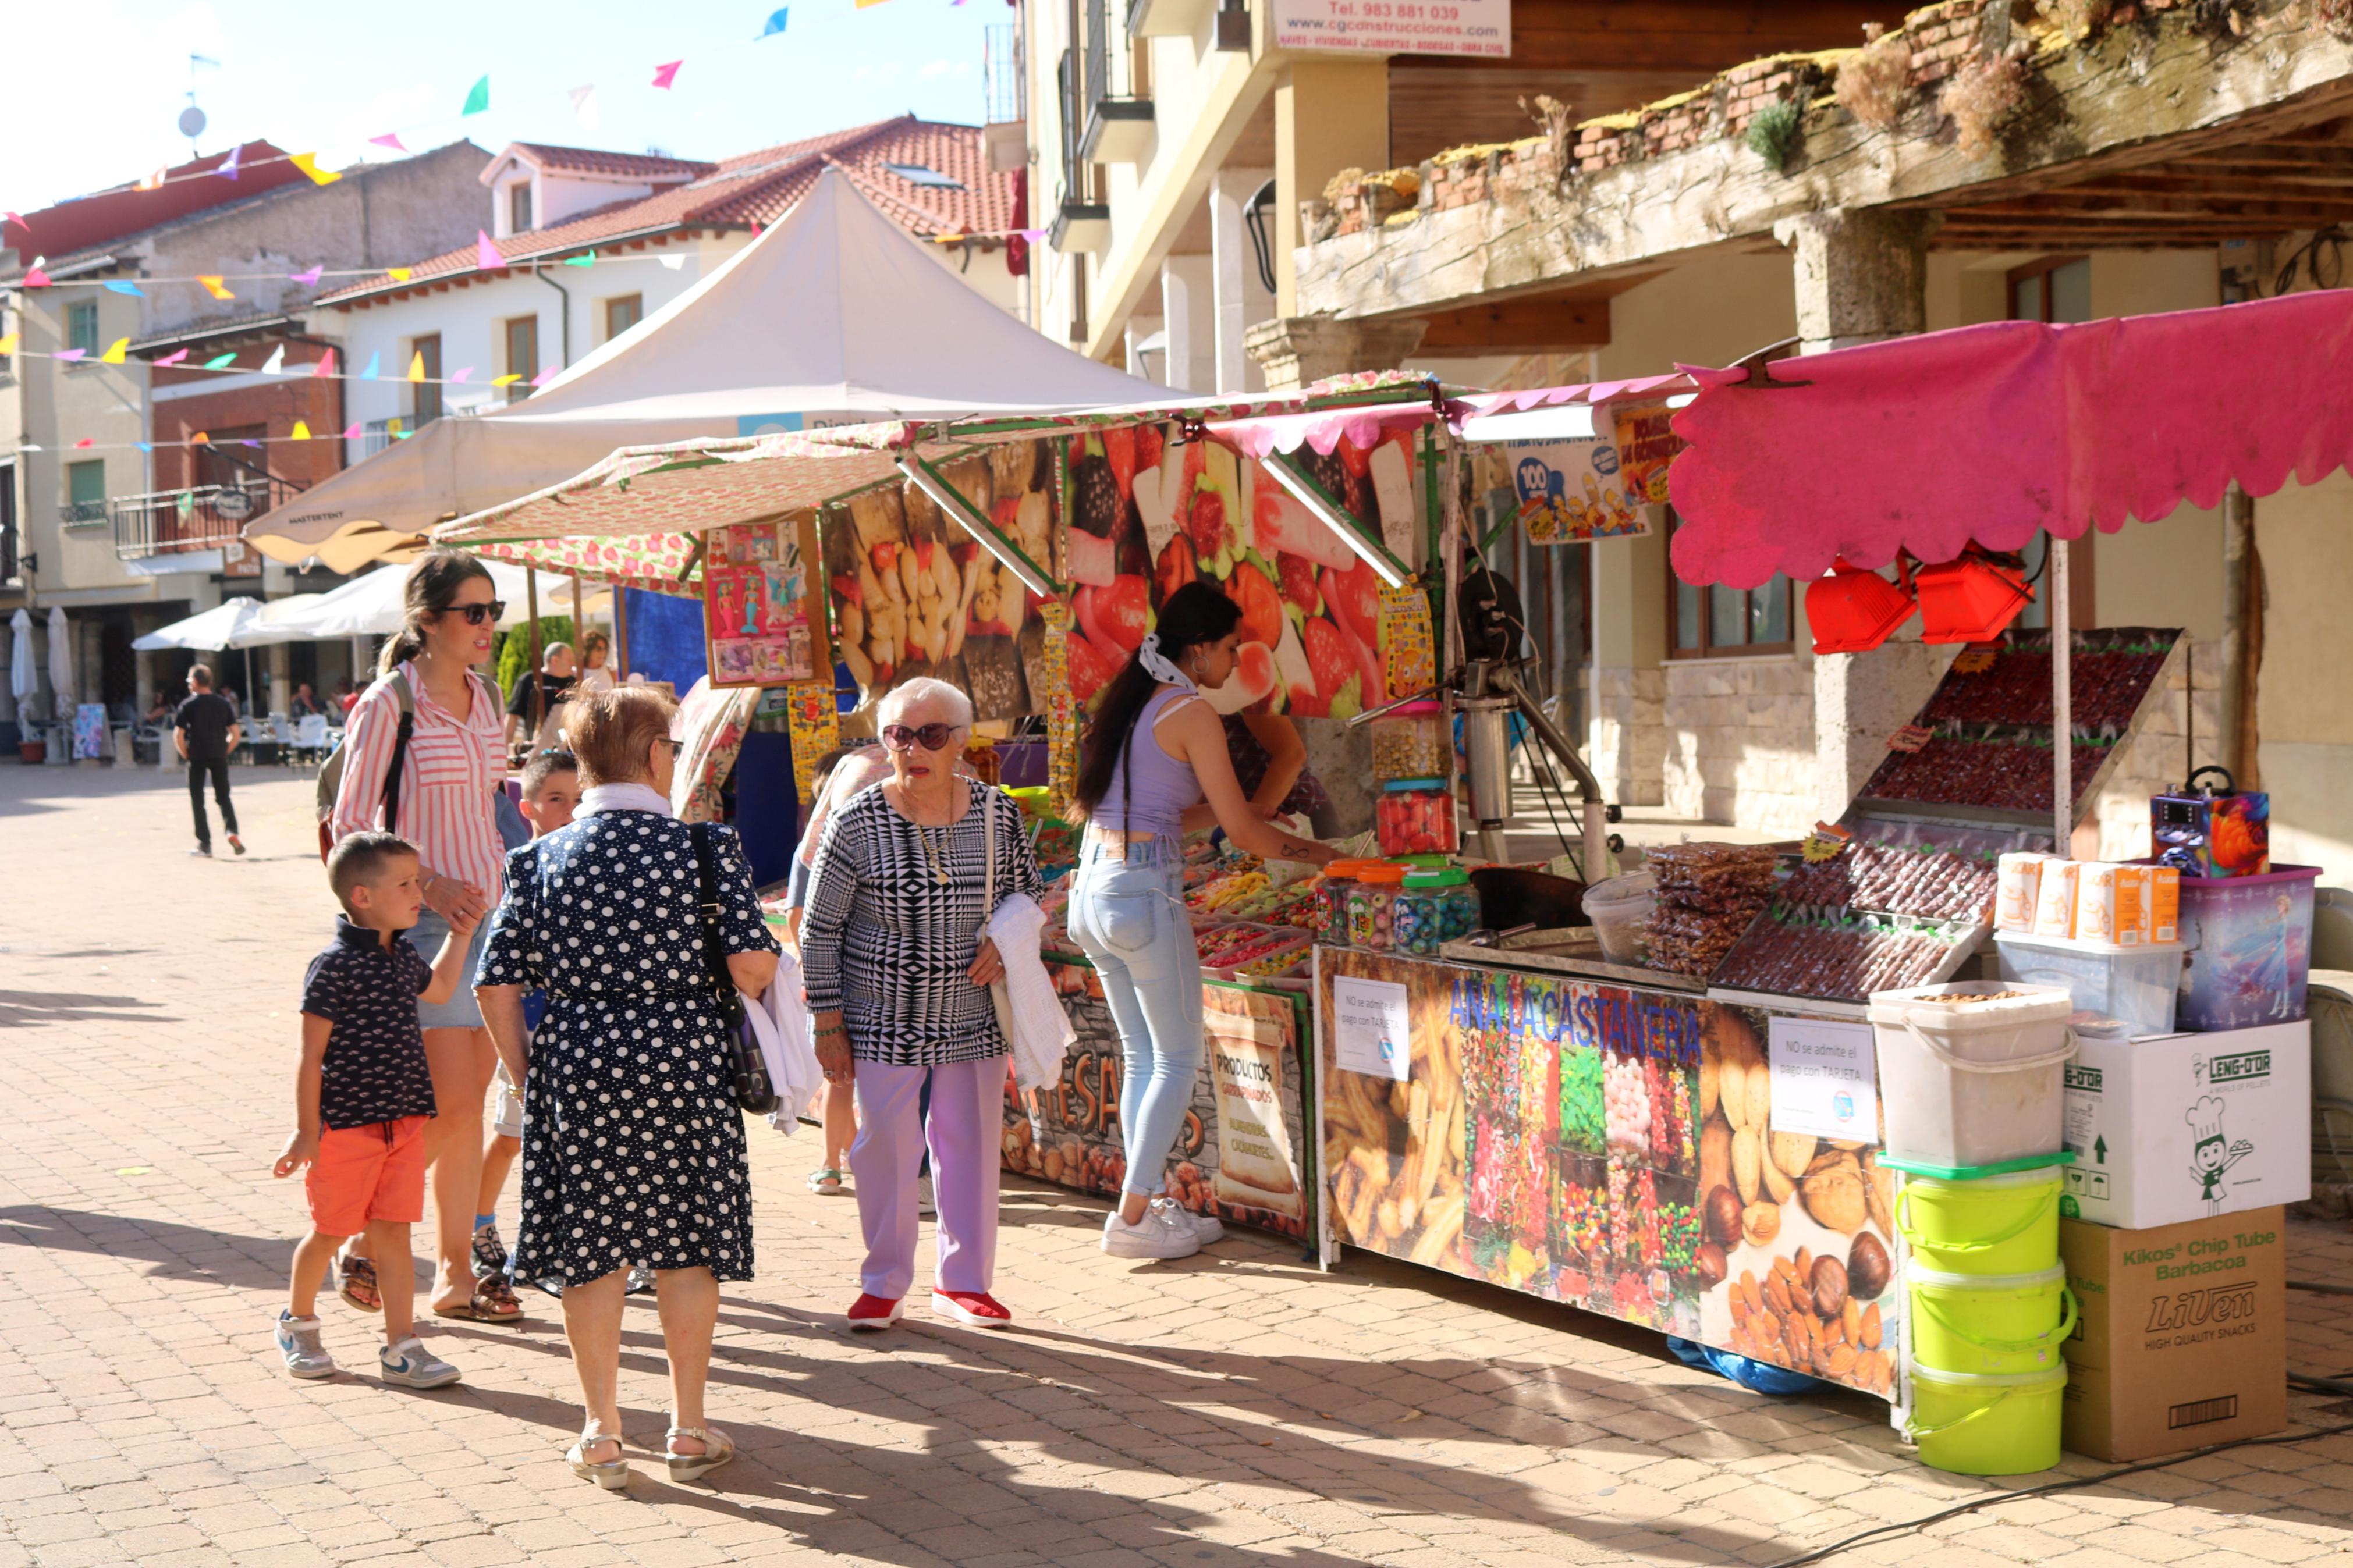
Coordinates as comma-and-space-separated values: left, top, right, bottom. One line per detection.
178, 105, 207, 139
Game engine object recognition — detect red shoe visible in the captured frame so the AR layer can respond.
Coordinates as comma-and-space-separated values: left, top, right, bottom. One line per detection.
845, 1293, 902, 1332
930, 1290, 1012, 1329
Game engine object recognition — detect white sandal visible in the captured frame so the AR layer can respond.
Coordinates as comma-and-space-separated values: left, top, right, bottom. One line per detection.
664, 1424, 735, 1482
566, 1425, 629, 1490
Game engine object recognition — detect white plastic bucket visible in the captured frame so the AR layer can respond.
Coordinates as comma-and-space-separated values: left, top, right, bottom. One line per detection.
1866, 983, 2076, 1168
1581, 872, 1656, 965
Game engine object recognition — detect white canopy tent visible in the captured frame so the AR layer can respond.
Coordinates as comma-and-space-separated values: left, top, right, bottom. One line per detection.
244, 168, 1154, 573
278, 559, 545, 639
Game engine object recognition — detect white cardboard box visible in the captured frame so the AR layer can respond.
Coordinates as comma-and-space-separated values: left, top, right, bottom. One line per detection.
2060, 1020, 2310, 1230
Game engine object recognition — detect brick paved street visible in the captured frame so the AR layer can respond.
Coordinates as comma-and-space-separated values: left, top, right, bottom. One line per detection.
5, 763, 2353, 1568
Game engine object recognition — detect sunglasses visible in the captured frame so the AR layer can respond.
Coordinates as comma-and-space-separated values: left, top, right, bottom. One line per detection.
444, 600, 506, 626
882, 721, 963, 753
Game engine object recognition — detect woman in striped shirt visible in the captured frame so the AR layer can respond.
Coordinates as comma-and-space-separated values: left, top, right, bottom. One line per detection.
328, 551, 523, 1324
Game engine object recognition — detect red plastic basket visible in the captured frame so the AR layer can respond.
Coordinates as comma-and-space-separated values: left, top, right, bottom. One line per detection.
1805, 559, 1917, 653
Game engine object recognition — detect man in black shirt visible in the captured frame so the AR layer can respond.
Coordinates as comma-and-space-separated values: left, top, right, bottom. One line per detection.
503, 641, 576, 751
175, 663, 244, 858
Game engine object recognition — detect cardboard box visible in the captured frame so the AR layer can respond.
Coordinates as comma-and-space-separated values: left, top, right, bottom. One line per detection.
2060, 1020, 2310, 1230
2059, 1208, 2286, 1462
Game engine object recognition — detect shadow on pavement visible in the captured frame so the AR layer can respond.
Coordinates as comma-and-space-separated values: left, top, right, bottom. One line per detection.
0, 990, 176, 1027
0, 1206, 293, 1292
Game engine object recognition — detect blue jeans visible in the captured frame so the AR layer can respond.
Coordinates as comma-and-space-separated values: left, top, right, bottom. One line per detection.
1066, 839, 1201, 1199
409, 907, 488, 1030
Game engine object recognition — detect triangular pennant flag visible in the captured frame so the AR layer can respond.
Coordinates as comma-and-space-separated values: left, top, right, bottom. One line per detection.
856, 0, 890, 8
658, 254, 686, 271
23, 266, 51, 287
751, 223, 764, 237
73, 437, 94, 448
531, 365, 558, 386
196, 275, 233, 300
492, 372, 521, 386
16, 444, 38, 452
476, 231, 502, 271
219, 145, 242, 180
100, 337, 129, 365
289, 152, 341, 186
2, 211, 23, 231
340, 423, 360, 440
759, 8, 789, 37
311, 349, 337, 378
361, 350, 381, 379
569, 84, 599, 133
462, 74, 489, 115
369, 133, 407, 152
388, 417, 404, 436
406, 351, 426, 382
260, 346, 285, 375
291, 420, 311, 440
103, 280, 144, 296
190, 431, 211, 445
652, 60, 683, 90
137, 166, 168, 191
176, 491, 192, 519
204, 353, 237, 369
563, 250, 595, 268
155, 347, 187, 365
137, 442, 152, 453
388, 268, 412, 282
241, 439, 260, 449
0, 334, 19, 355
52, 348, 86, 362
289, 265, 322, 285
448, 367, 474, 383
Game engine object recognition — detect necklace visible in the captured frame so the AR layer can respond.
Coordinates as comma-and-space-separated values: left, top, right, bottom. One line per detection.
914, 822, 953, 886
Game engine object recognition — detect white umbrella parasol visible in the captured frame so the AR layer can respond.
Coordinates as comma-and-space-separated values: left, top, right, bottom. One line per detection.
45, 606, 74, 716
132, 598, 268, 652
9, 609, 35, 721
286, 557, 542, 639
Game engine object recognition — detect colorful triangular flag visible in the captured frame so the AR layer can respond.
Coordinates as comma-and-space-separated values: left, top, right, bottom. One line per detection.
388, 268, 412, 282
196, 275, 233, 300
137, 442, 152, 453
369, 133, 407, 152
203, 353, 237, 369
563, 250, 596, 268
260, 346, 285, 375
340, 423, 360, 440
652, 60, 683, 90
292, 420, 312, 440
219, 145, 242, 180
190, 431, 211, 445
361, 350, 381, 379
462, 74, 489, 115
52, 348, 86, 362
103, 280, 144, 296
532, 365, 558, 386
155, 348, 188, 366
137, 166, 168, 191
23, 265, 51, 288
73, 437, 94, 448
176, 490, 192, 518
449, 367, 473, 383
492, 372, 521, 386
569, 84, 599, 133
100, 337, 129, 365
311, 349, 337, 378
477, 230, 502, 271
289, 265, 322, 285
0, 333, 18, 355
658, 254, 686, 271
1, 211, 23, 232
406, 351, 426, 382
289, 152, 341, 186
759, 8, 789, 37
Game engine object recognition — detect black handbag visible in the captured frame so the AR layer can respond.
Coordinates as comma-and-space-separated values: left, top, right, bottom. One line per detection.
690, 822, 780, 1115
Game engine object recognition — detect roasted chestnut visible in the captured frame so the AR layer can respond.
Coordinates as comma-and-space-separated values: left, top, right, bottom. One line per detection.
1847, 1232, 1891, 1302
1811, 1256, 1849, 1319
1695, 1241, 1729, 1289
1705, 1184, 1745, 1248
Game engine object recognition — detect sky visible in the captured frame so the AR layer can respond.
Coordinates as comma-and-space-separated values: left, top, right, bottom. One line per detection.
0, 0, 1013, 215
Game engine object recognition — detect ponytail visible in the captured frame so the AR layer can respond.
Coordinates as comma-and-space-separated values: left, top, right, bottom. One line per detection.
1073, 580, 1241, 816
378, 549, 494, 678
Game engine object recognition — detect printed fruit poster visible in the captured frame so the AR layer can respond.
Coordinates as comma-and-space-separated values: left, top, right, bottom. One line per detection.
1062, 425, 1419, 719
822, 439, 1059, 720
1318, 950, 1904, 1400
702, 515, 827, 688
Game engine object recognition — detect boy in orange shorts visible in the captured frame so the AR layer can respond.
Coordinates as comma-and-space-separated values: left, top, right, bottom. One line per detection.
271, 831, 480, 1386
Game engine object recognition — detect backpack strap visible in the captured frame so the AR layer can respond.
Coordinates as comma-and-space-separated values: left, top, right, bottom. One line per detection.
381, 671, 416, 836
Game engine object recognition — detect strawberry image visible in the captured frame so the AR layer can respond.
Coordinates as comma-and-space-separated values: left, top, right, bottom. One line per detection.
1336, 436, 1374, 478
1103, 425, 1138, 503
1296, 617, 1360, 718
1277, 551, 1321, 616
1321, 557, 1382, 649
1153, 534, 1197, 604
1225, 562, 1284, 650
1065, 630, 1120, 703
1135, 422, 1165, 475
1095, 574, 1151, 656
1188, 487, 1233, 569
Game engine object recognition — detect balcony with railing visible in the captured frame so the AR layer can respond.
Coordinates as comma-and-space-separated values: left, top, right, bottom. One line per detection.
1080, 0, 1152, 165
1052, 51, 1112, 255
111, 477, 301, 562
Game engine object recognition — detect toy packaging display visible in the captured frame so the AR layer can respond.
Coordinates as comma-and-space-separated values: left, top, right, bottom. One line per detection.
2152, 766, 2270, 879
2173, 864, 2322, 1032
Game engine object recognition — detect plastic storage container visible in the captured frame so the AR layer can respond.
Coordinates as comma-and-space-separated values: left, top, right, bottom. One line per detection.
1378, 781, 1458, 857
1905, 1364, 2067, 1475
1369, 701, 1449, 783
1317, 861, 1383, 948
1895, 1165, 2064, 1277
2174, 863, 2322, 1032
1993, 931, 2182, 1037
1394, 869, 1479, 957
1344, 863, 1409, 951
1581, 872, 1658, 965
1868, 982, 2077, 1168
1906, 1264, 2075, 1375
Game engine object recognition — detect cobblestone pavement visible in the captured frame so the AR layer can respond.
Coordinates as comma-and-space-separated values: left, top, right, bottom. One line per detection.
4, 764, 2353, 1568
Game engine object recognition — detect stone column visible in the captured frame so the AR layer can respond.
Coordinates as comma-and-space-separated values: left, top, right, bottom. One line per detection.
1209, 168, 1273, 394
1243, 317, 1426, 393
1784, 205, 1942, 816
1160, 254, 1214, 393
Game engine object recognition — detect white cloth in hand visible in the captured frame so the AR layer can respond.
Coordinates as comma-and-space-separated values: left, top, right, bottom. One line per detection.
988, 892, 1074, 1093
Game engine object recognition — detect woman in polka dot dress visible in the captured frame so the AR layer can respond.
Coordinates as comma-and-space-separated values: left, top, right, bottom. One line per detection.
477, 685, 779, 1489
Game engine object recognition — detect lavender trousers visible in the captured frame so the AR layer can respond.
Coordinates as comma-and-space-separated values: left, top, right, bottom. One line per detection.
848, 1055, 1006, 1300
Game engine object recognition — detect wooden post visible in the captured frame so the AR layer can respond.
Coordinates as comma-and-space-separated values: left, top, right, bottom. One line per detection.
613, 584, 631, 680
2050, 536, 2072, 855
569, 571, 586, 685
526, 566, 543, 734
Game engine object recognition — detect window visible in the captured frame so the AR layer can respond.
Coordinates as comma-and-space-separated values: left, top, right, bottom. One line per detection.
602, 293, 643, 342
0, 461, 16, 581
1667, 509, 1793, 658
507, 180, 534, 235
67, 301, 100, 357
409, 333, 442, 426
503, 315, 539, 403
64, 458, 107, 524
2008, 255, 2091, 325
883, 162, 966, 190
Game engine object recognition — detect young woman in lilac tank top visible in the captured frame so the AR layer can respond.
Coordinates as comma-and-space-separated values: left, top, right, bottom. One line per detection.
1065, 583, 1337, 1261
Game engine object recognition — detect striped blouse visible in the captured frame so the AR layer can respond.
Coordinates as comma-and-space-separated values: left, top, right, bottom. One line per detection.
329, 662, 510, 900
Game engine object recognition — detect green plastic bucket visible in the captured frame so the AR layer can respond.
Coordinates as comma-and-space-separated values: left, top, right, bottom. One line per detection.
1907, 1264, 2077, 1375
1895, 1165, 2062, 1277
1905, 1363, 2067, 1476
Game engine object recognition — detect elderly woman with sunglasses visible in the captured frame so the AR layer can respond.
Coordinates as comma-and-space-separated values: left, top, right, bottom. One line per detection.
800, 677, 1042, 1331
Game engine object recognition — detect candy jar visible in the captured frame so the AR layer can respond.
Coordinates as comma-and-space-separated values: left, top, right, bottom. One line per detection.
1318, 860, 1376, 948
1397, 867, 1477, 955
1378, 780, 1460, 857
1344, 863, 1408, 951
1369, 700, 1449, 782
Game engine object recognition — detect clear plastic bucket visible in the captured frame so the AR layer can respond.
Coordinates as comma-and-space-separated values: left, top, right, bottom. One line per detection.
1581, 872, 1656, 965
1868, 983, 2077, 1168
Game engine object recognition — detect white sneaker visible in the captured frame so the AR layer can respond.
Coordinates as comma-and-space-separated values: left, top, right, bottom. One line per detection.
276, 1312, 335, 1379
917, 1175, 936, 1217
1152, 1196, 1224, 1245
1102, 1203, 1202, 1260
379, 1336, 462, 1389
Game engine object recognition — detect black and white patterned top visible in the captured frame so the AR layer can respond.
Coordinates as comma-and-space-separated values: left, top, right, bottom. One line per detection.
478, 810, 780, 1288
300, 919, 438, 1130
801, 778, 1044, 1066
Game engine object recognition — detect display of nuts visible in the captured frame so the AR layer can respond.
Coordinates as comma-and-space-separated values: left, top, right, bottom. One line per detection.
1812, 1256, 1850, 1318
1699, 1054, 1720, 1122
1695, 1242, 1728, 1289
1744, 1062, 1773, 1134
1826, 1343, 1858, 1377
1801, 1156, 1870, 1234
1741, 1200, 1781, 1247
1706, 1185, 1745, 1247
1862, 1302, 1883, 1350
1699, 1119, 1732, 1198
1842, 1296, 1864, 1346
1765, 1269, 1793, 1317
1733, 1127, 1763, 1204
1762, 1149, 1796, 1203
1848, 1233, 1891, 1302
1864, 1158, 1896, 1236
1770, 1132, 1817, 1181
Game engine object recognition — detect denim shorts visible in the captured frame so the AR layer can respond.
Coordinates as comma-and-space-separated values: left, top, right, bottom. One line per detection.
409, 906, 488, 1030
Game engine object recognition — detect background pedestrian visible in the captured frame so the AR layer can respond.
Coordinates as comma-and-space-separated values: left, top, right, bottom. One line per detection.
175, 663, 243, 858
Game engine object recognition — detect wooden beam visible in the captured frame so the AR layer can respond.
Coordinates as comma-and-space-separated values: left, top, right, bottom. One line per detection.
1412, 295, 1614, 352
1396, 1, 1909, 75
1959, 192, 2353, 222
1301, 3, 2353, 319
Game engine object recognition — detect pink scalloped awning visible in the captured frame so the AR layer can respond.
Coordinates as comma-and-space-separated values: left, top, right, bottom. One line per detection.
1666, 289, 2353, 589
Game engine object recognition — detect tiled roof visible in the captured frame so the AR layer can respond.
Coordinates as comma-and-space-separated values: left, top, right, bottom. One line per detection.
505, 144, 716, 181
317, 118, 1014, 307
1, 141, 303, 272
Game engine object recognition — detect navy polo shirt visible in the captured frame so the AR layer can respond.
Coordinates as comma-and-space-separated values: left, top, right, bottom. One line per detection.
300, 918, 439, 1130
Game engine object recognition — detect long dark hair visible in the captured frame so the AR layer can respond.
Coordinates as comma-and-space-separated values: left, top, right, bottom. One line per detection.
378, 549, 494, 677
1074, 581, 1241, 817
